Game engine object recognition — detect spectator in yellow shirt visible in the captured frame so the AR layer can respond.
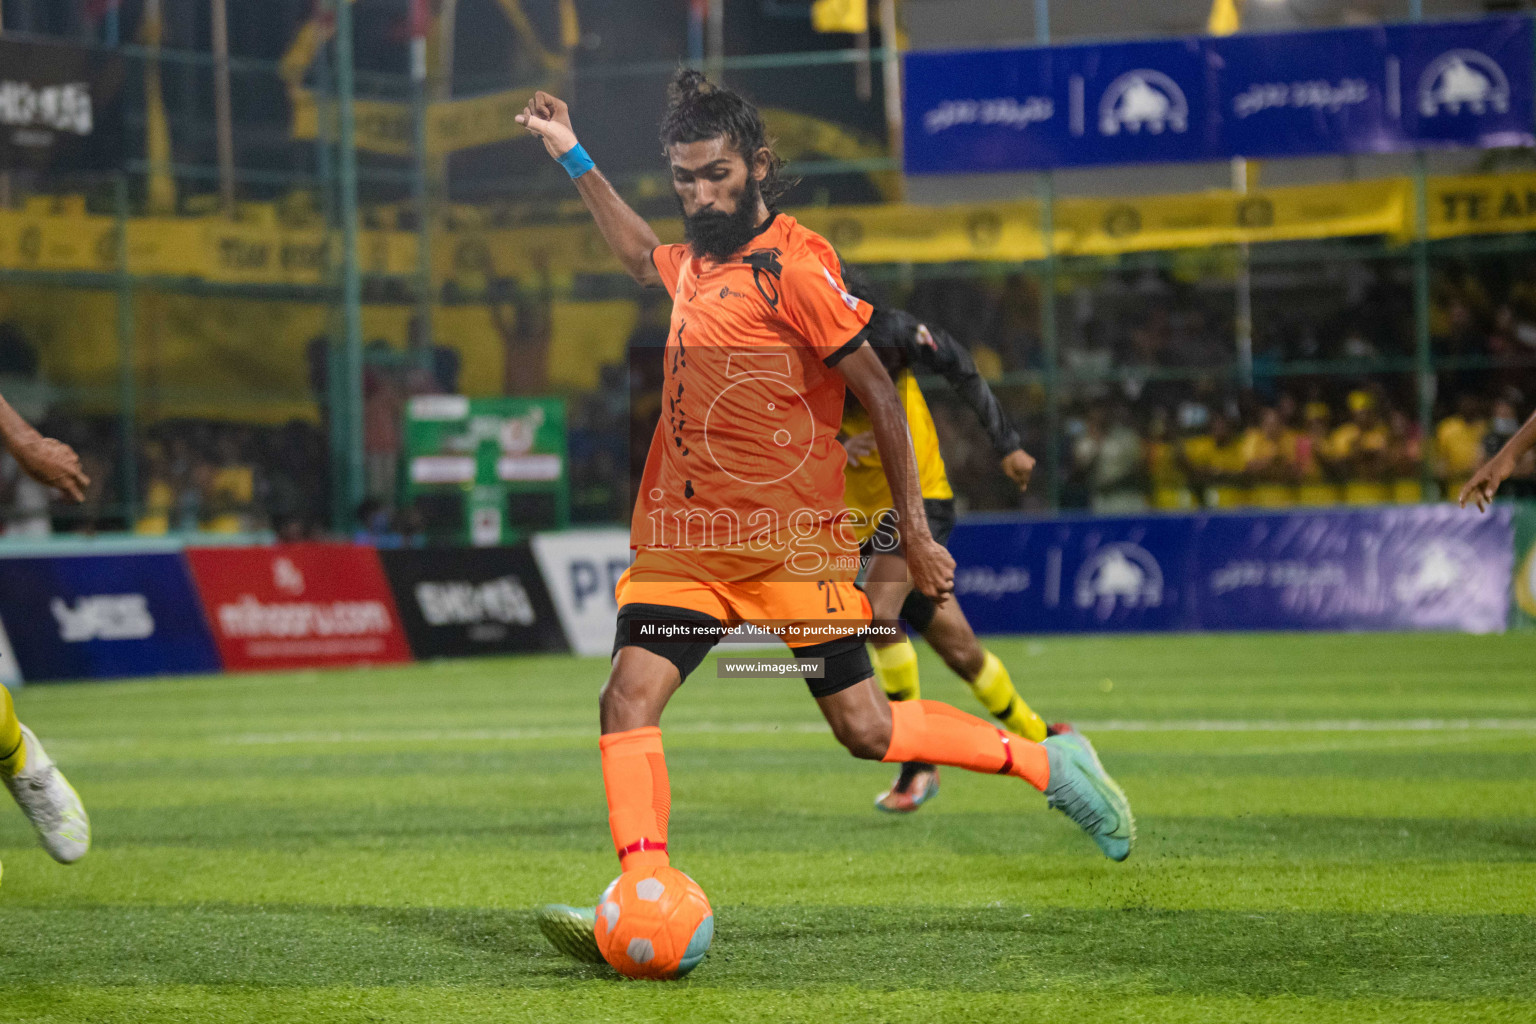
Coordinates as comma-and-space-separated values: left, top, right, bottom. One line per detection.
1295, 401, 1342, 505
1242, 407, 1298, 507
204, 433, 256, 534
1385, 407, 1425, 503
1145, 407, 1193, 509
1182, 412, 1247, 508
1331, 390, 1391, 504
1435, 394, 1486, 499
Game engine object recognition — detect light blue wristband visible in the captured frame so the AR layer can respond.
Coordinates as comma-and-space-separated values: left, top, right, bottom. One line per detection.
558, 143, 595, 179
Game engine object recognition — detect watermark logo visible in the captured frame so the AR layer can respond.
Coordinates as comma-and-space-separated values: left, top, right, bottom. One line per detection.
703, 352, 816, 487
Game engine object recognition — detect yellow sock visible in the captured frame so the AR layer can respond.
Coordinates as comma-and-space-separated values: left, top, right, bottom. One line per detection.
871, 638, 921, 703
967, 651, 1047, 742
0, 685, 25, 777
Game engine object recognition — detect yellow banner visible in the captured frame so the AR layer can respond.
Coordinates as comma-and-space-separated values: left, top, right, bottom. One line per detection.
797, 203, 1048, 263
0, 282, 623, 424
1426, 172, 1536, 240
6, 171, 1536, 292
427, 88, 540, 156
784, 178, 1407, 264
289, 86, 539, 157
1054, 178, 1410, 256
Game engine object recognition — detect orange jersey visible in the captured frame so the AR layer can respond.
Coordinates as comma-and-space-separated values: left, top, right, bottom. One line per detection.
633, 214, 873, 580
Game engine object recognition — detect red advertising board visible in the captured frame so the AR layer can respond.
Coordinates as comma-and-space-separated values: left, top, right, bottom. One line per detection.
185, 544, 413, 672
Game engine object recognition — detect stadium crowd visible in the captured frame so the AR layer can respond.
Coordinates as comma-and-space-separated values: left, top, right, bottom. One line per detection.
1056, 386, 1536, 513
0, 414, 332, 540
902, 257, 1536, 512
4, 257, 1536, 534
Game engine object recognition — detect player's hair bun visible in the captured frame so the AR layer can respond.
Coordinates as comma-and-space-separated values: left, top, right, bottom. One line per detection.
669, 68, 715, 104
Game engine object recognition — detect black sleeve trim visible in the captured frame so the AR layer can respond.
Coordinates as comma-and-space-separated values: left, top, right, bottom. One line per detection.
646, 247, 669, 290
823, 326, 871, 368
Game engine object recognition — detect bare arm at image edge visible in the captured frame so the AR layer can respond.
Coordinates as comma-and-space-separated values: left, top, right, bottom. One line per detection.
0, 394, 89, 503
1459, 407, 1536, 512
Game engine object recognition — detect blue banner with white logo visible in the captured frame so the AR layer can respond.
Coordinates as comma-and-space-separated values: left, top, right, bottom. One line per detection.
905, 16, 1533, 174
951, 505, 1513, 635
0, 553, 221, 681
948, 515, 1199, 633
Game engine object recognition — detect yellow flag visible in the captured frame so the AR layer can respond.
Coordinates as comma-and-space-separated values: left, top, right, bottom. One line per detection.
493, 0, 567, 72
1207, 0, 1241, 36
278, 16, 335, 88
812, 0, 868, 35
140, 10, 176, 214
558, 0, 581, 50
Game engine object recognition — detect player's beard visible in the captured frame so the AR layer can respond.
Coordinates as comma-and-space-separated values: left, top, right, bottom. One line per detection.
681, 175, 765, 262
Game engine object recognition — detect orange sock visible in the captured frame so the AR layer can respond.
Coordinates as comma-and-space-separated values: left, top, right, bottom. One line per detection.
600, 726, 672, 871
883, 700, 1049, 791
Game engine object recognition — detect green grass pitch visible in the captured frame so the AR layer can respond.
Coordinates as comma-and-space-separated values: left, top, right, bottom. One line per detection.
1, 632, 1534, 1023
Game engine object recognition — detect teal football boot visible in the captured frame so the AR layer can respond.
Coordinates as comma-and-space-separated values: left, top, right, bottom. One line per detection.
875, 763, 940, 813
1041, 729, 1134, 861
536, 904, 605, 964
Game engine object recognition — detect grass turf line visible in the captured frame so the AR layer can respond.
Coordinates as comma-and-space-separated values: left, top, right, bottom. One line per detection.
0, 632, 1533, 1022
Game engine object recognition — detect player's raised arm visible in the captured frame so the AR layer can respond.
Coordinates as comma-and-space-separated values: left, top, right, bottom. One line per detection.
0, 392, 88, 503
839, 261, 1035, 493
837, 343, 956, 602
1459, 405, 1536, 511
910, 320, 1035, 491
516, 91, 662, 288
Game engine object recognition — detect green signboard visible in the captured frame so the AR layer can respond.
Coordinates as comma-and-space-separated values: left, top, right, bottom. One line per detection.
1512, 501, 1536, 630
403, 395, 569, 545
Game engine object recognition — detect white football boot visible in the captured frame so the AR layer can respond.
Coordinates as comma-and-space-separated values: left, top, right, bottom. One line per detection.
3, 725, 90, 864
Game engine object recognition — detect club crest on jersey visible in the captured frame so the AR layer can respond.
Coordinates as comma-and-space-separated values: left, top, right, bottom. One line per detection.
742, 248, 783, 310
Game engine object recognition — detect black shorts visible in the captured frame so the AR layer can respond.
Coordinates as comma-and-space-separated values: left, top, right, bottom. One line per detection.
612, 603, 874, 699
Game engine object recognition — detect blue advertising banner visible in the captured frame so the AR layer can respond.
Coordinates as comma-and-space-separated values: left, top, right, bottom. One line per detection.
0, 553, 222, 681
905, 16, 1534, 174
947, 515, 1199, 634
1215, 27, 1391, 159
904, 47, 1063, 175
1385, 18, 1534, 150
951, 505, 1513, 635
1057, 37, 1217, 172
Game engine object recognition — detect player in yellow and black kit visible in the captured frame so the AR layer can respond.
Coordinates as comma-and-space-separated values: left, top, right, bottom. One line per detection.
839, 265, 1069, 812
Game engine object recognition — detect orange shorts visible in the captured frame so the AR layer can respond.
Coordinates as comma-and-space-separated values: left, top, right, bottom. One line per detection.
614, 562, 870, 650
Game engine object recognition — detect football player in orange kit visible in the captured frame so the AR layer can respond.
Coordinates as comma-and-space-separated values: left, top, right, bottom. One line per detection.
520, 71, 1133, 963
